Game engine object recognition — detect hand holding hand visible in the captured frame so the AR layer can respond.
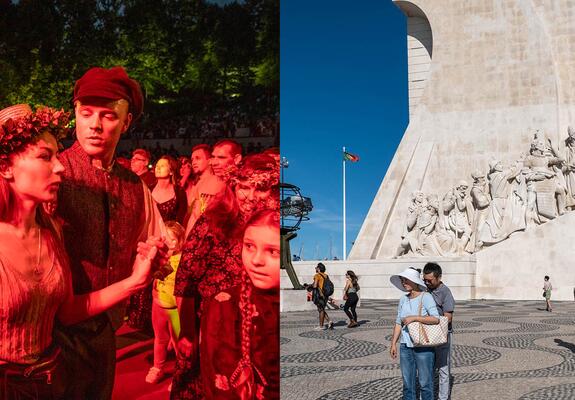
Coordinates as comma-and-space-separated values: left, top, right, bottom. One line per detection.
138, 236, 171, 278
132, 243, 158, 288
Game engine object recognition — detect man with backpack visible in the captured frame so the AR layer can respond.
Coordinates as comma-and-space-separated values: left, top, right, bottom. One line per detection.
312, 263, 334, 330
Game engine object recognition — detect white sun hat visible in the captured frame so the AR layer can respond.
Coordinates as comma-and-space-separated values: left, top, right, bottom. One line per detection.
390, 267, 427, 292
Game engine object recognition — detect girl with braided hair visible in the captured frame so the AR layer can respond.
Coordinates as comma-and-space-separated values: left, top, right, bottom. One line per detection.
201, 208, 280, 399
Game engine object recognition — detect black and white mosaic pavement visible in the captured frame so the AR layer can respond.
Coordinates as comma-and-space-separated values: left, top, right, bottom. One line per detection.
280, 299, 575, 400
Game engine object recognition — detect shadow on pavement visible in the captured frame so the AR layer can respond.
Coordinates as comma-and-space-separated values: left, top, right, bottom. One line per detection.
554, 338, 575, 352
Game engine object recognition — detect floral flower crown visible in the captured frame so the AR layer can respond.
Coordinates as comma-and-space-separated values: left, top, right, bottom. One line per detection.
0, 106, 71, 161
232, 156, 280, 190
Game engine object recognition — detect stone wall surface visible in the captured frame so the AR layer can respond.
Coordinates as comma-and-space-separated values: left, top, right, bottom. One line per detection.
476, 211, 575, 300
350, 0, 575, 260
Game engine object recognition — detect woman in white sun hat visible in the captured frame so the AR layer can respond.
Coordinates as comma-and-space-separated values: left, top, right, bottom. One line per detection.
389, 267, 440, 400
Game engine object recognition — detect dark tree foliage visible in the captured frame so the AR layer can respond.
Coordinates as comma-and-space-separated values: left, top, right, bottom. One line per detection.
0, 0, 278, 116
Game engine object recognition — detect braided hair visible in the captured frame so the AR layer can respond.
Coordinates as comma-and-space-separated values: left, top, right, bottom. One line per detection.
227, 209, 278, 397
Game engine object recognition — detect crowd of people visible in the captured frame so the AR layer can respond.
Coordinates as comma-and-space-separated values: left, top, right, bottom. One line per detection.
0, 65, 280, 399
126, 98, 279, 142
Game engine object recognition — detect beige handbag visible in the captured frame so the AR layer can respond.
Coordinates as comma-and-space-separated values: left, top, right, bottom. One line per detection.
406, 296, 448, 347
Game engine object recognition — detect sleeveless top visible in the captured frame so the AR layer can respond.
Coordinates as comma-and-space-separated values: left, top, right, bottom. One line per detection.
0, 252, 67, 364
157, 197, 178, 221
155, 186, 188, 224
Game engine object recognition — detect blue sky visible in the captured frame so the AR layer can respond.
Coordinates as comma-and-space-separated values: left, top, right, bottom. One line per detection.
280, 1, 409, 260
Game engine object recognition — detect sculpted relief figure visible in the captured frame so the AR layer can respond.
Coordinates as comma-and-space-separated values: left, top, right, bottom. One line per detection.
564, 126, 575, 209
444, 181, 473, 255
395, 193, 458, 257
466, 171, 490, 252
523, 136, 566, 222
478, 159, 526, 246
395, 191, 427, 257
425, 195, 458, 256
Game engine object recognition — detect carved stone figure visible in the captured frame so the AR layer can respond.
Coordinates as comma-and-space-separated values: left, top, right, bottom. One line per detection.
395, 191, 427, 257
424, 195, 457, 256
479, 159, 526, 245
523, 136, 566, 221
564, 126, 575, 209
444, 181, 473, 255
466, 171, 490, 253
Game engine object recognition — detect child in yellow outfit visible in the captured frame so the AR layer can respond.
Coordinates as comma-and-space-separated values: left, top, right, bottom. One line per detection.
146, 221, 185, 384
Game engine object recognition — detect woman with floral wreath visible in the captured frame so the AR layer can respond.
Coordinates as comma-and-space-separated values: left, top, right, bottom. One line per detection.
0, 104, 159, 399
171, 153, 279, 400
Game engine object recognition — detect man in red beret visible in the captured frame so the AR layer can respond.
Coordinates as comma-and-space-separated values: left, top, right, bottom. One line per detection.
54, 66, 165, 400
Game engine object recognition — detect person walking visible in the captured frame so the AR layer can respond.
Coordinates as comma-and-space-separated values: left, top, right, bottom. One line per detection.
423, 262, 455, 400
343, 270, 360, 328
389, 267, 439, 400
544, 276, 553, 312
312, 263, 334, 330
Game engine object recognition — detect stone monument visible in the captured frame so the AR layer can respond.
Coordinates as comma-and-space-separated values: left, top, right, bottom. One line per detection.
345, 0, 575, 300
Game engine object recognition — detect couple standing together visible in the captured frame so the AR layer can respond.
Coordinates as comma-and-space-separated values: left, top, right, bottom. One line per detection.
390, 263, 455, 400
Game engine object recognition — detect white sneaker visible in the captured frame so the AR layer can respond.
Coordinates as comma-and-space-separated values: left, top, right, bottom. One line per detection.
145, 367, 165, 384
313, 325, 327, 331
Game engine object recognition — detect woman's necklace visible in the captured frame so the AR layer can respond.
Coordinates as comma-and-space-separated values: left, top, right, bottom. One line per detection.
17, 227, 43, 276
33, 227, 43, 275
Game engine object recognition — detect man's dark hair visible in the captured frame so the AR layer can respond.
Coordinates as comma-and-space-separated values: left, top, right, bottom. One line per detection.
544, 275, 549, 280
423, 262, 442, 278
317, 262, 326, 273
191, 143, 211, 158
214, 139, 242, 156
132, 148, 150, 162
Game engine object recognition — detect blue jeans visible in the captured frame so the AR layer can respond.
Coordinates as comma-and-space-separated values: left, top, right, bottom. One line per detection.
399, 343, 435, 400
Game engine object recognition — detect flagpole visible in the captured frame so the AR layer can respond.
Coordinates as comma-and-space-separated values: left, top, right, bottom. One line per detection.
343, 146, 346, 261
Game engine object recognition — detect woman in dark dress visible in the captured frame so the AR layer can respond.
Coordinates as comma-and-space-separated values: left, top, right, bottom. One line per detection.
171, 153, 279, 400
152, 155, 188, 225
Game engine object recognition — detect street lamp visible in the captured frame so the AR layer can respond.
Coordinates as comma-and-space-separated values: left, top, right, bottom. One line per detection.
280, 157, 289, 227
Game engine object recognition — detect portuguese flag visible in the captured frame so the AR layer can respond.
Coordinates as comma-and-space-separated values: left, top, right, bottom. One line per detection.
343, 151, 359, 162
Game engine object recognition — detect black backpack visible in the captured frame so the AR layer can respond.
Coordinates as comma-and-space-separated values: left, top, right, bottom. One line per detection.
321, 273, 334, 297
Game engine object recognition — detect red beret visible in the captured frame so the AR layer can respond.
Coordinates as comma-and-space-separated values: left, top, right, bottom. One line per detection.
73, 66, 144, 120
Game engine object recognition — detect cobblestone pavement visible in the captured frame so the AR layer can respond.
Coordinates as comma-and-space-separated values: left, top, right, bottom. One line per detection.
280, 299, 575, 400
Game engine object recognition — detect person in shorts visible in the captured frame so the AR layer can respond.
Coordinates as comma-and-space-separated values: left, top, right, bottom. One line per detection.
312, 263, 334, 330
